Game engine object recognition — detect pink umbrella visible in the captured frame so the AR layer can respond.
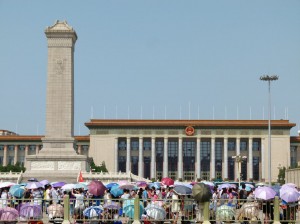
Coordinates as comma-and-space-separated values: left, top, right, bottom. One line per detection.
136, 181, 148, 188
161, 177, 174, 186
254, 186, 276, 200
88, 180, 106, 197
0, 207, 19, 221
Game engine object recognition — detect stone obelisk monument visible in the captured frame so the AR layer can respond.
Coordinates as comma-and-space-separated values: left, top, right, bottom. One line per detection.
25, 21, 89, 182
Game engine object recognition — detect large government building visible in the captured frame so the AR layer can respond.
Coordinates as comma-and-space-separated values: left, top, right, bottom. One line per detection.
1, 119, 300, 183
1, 21, 300, 183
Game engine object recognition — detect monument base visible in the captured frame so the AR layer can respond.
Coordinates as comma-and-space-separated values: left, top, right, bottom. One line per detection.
24, 153, 90, 183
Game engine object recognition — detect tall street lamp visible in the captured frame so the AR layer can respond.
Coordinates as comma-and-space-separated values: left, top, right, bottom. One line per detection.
232, 155, 247, 189
260, 75, 279, 186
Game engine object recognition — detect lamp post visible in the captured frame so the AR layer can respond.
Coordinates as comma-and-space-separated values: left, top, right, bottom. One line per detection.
232, 155, 247, 188
260, 75, 279, 186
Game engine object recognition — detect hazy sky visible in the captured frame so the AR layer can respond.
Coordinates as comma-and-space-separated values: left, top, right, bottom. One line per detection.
1, 1, 299, 136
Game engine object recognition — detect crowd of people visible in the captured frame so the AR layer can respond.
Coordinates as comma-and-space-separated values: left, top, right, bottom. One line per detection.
0, 181, 299, 223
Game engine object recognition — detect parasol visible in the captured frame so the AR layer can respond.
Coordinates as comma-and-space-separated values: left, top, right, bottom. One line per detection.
88, 180, 106, 197
192, 183, 212, 202
145, 204, 166, 220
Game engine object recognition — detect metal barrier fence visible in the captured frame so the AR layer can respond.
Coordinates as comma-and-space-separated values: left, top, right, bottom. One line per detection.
0, 196, 299, 223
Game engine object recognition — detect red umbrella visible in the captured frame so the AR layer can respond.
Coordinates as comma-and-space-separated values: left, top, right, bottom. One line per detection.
88, 180, 106, 197
161, 177, 174, 186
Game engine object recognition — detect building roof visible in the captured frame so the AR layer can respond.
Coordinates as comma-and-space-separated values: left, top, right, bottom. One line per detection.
0, 135, 90, 142
85, 119, 296, 129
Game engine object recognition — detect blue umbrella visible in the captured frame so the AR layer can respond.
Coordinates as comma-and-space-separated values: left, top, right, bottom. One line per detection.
106, 183, 119, 190
110, 186, 124, 197
83, 205, 103, 218
122, 199, 144, 219
148, 182, 161, 189
9, 185, 25, 198
239, 185, 252, 192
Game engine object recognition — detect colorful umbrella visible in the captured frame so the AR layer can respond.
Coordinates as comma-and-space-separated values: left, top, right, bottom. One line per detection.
47, 204, 64, 218
88, 180, 106, 197
239, 185, 252, 192
110, 186, 124, 197
9, 185, 25, 198
218, 183, 234, 190
51, 182, 66, 188
61, 184, 76, 191
19, 203, 42, 219
103, 201, 121, 210
106, 182, 119, 190
26, 182, 44, 189
148, 182, 161, 189
39, 180, 49, 186
119, 183, 135, 190
161, 177, 174, 186
136, 181, 148, 188
0, 182, 16, 188
83, 205, 104, 218
192, 183, 212, 202
173, 185, 192, 195
27, 178, 38, 182
123, 199, 144, 219
253, 186, 276, 200
216, 205, 235, 221
74, 183, 88, 190
280, 187, 299, 203
0, 207, 19, 221
145, 204, 166, 220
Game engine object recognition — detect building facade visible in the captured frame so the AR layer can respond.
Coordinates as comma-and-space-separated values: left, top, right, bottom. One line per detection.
1, 119, 300, 183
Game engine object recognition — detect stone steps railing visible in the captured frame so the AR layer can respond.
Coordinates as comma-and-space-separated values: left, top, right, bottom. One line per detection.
79, 171, 151, 183
0, 171, 23, 183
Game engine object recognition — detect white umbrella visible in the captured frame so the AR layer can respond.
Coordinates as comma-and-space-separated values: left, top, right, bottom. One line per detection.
26, 182, 44, 189
0, 182, 16, 188
61, 184, 76, 191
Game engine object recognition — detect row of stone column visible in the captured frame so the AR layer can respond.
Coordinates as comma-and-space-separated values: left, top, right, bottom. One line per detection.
115, 137, 262, 180
0, 145, 40, 166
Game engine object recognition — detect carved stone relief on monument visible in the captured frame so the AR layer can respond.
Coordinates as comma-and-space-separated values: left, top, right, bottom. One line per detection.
31, 161, 55, 170
54, 58, 66, 75
57, 161, 81, 170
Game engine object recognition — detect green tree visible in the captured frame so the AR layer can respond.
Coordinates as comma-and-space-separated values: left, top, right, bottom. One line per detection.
277, 166, 286, 185
0, 162, 26, 172
90, 159, 108, 172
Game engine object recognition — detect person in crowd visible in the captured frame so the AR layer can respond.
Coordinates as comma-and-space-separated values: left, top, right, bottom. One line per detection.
51, 187, 61, 204
0, 188, 10, 208
71, 188, 85, 210
171, 191, 180, 224
32, 187, 43, 206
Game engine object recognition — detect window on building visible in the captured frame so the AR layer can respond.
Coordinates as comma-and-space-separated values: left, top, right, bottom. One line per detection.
19, 156, 25, 166
200, 140, 210, 172
8, 145, 14, 151
155, 139, 164, 172
290, 146, 297, 169
8, 156, 14, 165
29, 145, 36, 151
19, 145, 25, 151
131, 138, 139, 151
168, 139, 178, 172
144, 157, 151, 179
240, 139, 248, 151
228, 139, 235, 151
118, 138, 126, 151
228, 157, 235, 180
253, 156, 260, 181
253, 139, 261, 151
0, 156, 3, 165
118, 156, 126, 172
183, 139, 195, 172
131, 156, 138, 175
143, 138, 151, 151
82, 145, 89, 151
0, 145, 3, 150
215, 139, 223, 172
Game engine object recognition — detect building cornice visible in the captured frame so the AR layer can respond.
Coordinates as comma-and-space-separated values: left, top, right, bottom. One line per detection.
85, 119, 296, 129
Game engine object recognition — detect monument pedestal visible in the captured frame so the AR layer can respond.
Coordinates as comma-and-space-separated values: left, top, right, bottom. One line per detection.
24, 153, 90, 183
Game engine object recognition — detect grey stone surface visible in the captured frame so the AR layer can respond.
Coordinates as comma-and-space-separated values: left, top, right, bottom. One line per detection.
25, 21, 89, 180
